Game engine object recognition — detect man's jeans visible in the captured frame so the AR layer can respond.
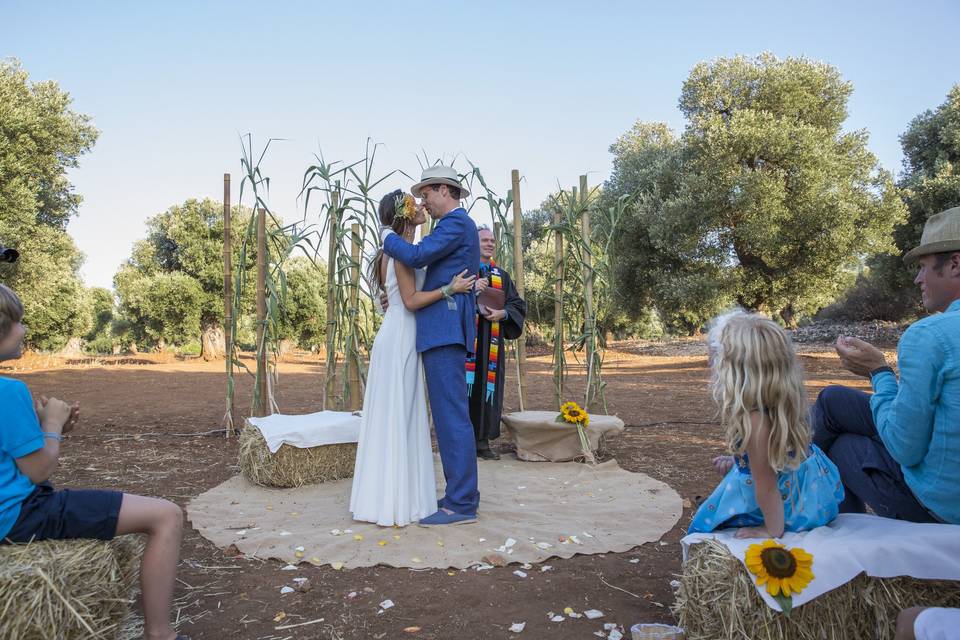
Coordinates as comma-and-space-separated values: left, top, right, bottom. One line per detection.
811, 385, 938, 522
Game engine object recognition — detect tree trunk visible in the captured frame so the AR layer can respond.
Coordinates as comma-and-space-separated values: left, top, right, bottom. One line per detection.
780, 304, 797, 329
58, 337, 83, 357
201, 324, 226, 361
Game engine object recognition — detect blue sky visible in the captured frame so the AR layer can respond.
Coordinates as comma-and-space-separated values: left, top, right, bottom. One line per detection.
3, 0, 958, 289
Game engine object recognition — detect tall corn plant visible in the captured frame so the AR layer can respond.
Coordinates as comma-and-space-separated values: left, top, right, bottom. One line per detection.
231, 135, 320, 417
547, 184, 623, 413
301, 140, 398, 410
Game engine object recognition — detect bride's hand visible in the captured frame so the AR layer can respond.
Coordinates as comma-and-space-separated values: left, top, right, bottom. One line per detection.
449, 269, 476, 294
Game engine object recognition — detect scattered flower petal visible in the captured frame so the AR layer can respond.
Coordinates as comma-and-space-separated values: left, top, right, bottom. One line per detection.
509, 622, 526, 633
584, 609, 604, 619
513, 570, 527, 578
280, 586, 295, 594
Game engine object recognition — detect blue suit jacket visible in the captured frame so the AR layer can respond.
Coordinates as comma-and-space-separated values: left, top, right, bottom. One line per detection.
383, 208, 479, 354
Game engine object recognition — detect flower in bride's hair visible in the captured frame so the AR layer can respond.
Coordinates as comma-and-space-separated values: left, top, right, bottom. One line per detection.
394, 193, 417, 222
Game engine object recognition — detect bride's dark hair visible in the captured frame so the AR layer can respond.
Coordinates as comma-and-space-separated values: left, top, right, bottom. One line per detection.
369, 189, 410, 293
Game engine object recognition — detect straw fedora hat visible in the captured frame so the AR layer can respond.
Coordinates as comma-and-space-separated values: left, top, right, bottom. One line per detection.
410, 166, 470, 199
903, 206, 960, 265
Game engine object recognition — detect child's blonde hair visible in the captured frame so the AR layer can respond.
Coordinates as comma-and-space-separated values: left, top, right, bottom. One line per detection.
0, 284, 24, 341
708, 309, 810, 471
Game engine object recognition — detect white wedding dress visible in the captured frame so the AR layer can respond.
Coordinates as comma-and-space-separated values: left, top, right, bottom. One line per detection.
349, 258, 437, 526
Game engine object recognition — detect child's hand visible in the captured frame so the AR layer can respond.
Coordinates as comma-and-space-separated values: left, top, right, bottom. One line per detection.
35, 396, 72, 431
735, 526, 775, 539
712, 455, 735, 475
63, 402, 80, 434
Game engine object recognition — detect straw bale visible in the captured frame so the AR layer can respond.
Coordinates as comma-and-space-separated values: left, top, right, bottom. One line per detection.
238, 419, 357, 488
675, 539, 960, 640
0, 535, 143, 640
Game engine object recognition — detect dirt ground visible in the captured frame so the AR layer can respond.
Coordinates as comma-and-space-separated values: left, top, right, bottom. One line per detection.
3, 339, 881, 640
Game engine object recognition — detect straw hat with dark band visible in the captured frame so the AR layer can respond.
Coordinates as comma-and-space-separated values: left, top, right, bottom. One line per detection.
410, 166, 471, 199
904, 206, 960, 265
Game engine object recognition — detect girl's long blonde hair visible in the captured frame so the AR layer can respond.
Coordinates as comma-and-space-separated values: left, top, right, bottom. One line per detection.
708, 310, 810, 471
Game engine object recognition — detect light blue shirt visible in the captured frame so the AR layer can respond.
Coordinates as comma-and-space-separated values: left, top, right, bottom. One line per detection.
0, 377, 43, 539
871, 298, 960, 523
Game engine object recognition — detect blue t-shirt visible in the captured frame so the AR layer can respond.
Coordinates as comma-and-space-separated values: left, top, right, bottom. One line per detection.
0, 377, 43, 539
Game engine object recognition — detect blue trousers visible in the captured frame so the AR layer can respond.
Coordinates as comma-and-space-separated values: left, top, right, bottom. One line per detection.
422, 344, 479, 515
811, 385, 938, 523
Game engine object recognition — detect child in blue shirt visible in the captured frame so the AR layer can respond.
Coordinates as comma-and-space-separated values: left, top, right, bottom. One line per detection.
0, 284, 188, 640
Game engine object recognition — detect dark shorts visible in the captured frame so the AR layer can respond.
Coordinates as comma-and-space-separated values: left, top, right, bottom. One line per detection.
3, 482, 123, 544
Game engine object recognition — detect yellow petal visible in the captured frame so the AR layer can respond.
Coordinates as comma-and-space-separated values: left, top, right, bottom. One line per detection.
378, 540, 388, 547
331, 562, 344, 570
294, 551, 304, 558
353, 534, 364, 541
765, 577, 781, 596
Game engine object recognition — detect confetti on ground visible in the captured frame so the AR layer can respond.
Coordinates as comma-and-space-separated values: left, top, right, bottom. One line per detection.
536, 542, 553, 550
520, 563, 532, 570
513, 570, 527, 578
353, 534, 364, 541
540, 566, 554, 572
280, 586, 295, 594
585, 609, 604, 619
294, 551, 304, 558
509, 622, 526, 633
331, 562, 344, 571
281, 564, 296, 571
273, 611, 286, 622
279, 530, 291, 536
550, 615, 565, 622
403, 627, 422, 634
378, 540, 388, 547
629, 559, 640, 564
310, 556, 321, 564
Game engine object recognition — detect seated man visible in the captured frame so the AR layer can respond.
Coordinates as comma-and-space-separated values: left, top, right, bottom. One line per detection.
811, 206, 960, 525
0, 284, 188, 640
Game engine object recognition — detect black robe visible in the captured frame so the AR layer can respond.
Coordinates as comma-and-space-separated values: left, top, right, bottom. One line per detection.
468, 264, 526, 444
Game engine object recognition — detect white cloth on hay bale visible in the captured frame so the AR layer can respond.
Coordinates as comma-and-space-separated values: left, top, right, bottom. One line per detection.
682, 513, 960, 611
247, 411, 360, 453
501, 410, 625, 462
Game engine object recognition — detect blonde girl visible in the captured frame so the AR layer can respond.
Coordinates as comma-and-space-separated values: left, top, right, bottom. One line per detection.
689, 310, 843, 538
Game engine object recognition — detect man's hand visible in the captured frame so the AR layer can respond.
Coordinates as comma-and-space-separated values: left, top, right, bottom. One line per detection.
835, 335, 888, 378
480, 304, 507, 322
475, 277, 489, 294
64, 402, 80, 434
379, 291, 389, 312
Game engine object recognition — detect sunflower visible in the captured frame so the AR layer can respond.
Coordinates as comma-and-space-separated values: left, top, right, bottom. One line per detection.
560, 401, 588, 425
394, 193, 417, 221
744, 539, 814, 598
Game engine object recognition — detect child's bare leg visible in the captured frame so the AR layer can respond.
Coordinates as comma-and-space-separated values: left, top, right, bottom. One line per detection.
115, 494, 183, 640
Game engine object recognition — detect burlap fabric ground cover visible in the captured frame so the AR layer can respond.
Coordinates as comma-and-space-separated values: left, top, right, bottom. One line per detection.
675, 539, 960, 640
188, 455, 681, 569
0, 535, 143, 640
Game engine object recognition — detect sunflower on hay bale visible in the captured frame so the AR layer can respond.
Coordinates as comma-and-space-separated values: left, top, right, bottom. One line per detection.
0, 535, 143, 640
674, 539, 960, 640
238, 419, 357, 488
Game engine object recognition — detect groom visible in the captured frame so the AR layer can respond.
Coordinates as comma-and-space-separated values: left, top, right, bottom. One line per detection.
381, 166, 481, 526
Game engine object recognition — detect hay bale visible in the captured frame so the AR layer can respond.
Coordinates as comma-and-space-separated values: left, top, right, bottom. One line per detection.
675, 539, 960, 640
238, 419, 357, 488
0, 535, 143, 640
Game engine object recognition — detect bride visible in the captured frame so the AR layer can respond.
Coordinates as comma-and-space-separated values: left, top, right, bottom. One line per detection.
349, 190, 475, 526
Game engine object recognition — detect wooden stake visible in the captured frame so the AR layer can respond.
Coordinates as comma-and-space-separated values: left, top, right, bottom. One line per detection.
553, 199, 565, 410
323, 191, 340, 410
510, 169, 527, 410
222, 174, 234, 435
347, 223, 362, 410
254, 203, 269, 417
580, 175, 595, 410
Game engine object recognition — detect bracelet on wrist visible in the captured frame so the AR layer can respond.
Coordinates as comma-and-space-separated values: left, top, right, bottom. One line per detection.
42, 432, 63, 441
870, 365, 895, 378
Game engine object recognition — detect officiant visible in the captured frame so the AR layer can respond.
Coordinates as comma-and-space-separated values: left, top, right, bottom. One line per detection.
468, 225, 527, 460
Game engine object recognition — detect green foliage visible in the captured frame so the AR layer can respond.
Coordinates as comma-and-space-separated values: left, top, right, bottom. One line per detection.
606, 54, 906, 329
855, 84, 960, 320
115, 198, 255, 351
0, 58, 98, 350
82, 287, 116, 353
279, 257, 327, 349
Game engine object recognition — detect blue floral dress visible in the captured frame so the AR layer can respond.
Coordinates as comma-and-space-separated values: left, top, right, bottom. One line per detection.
689, 444, 844, 534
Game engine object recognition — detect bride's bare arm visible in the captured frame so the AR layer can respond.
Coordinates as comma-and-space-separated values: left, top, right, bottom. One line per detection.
395, 262, 476, 311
